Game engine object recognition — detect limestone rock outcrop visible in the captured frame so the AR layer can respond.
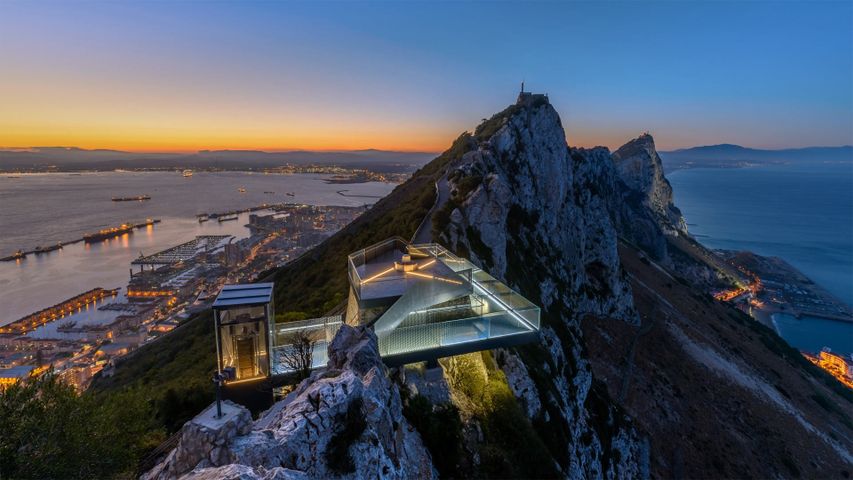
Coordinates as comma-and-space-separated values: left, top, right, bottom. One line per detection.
144, 325, 436, 480
142, 401, 253, 480
612, 133, 688, 236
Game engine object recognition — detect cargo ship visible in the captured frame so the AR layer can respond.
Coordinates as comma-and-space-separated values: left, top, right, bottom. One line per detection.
112, 195, 151, 202
83, 218, 160, 243
218, 214, 239, 222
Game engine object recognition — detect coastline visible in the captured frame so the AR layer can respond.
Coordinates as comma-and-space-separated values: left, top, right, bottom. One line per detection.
752, 307, 779, 333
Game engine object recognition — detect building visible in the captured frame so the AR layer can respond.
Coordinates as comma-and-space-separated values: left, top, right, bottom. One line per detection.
214, 239, 541, 383
95, 341, 134, 360
224, 243, 246, 267
0, 365, 39, 389
516, 82, 549, 107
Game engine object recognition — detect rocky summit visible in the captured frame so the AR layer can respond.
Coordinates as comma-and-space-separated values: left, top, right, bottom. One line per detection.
145, 95, 853, 479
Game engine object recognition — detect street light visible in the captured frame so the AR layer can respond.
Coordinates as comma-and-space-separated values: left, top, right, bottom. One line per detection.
212, 372, 225, 419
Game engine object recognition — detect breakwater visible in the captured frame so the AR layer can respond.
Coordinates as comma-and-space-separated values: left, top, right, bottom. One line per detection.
0, 219, 161, 262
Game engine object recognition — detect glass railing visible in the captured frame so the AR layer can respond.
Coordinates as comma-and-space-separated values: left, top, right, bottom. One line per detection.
348, 237, 410, 298
273, 315, 342, 347
271, 315, 343, 374
378, 310, 536, 358
469, 268, 540, 330
347, 239, 541, 360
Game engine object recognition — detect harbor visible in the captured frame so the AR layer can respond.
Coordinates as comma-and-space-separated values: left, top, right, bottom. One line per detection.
0, 171, 397, 389
0, 201, 380, 390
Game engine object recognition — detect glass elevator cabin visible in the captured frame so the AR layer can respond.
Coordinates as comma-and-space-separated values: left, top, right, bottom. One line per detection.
212, 283, 274, 382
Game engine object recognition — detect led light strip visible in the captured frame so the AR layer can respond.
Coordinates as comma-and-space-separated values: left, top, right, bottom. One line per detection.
406, 270, 464, 285
361, 266, 396, 284
418, 259, 436, 269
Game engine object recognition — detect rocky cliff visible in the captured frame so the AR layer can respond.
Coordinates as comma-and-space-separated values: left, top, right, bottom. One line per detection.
611, 133, 688, 237
434, 99, 647, 478
430, 97, 852, 478
144, 326, 436, 480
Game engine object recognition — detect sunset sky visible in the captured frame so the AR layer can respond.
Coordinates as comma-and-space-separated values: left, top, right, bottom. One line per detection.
1, 1, 851, 153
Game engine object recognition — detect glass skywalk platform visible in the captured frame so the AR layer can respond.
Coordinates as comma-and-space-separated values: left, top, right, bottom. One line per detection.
242, 238, 540, 380
347, 238, 540, 366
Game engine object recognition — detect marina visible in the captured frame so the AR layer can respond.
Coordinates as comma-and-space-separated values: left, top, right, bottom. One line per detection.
0, 288, 120, 336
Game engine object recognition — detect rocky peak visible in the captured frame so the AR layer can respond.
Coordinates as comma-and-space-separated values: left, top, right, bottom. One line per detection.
144, 325, 436, 480
441, 99, 636, 322
434, 98, 647, 478
612, 134, 688, 235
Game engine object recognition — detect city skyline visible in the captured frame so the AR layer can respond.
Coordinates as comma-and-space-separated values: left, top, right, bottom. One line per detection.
1, 1, 851, 153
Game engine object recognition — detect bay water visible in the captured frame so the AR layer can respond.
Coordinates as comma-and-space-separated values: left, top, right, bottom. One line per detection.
668, 162, 853, 355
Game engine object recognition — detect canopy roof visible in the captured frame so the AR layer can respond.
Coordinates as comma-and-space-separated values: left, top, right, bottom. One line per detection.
213, 283, 274, 308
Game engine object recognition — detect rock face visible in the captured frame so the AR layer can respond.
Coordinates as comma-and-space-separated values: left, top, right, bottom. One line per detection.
435, 99, 647, 478
142, 400, 254, 480
611, 133, 688, 236
145, 325, 436, 480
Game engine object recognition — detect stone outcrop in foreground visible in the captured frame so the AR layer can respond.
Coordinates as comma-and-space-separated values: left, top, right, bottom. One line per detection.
144, 325, 436, 480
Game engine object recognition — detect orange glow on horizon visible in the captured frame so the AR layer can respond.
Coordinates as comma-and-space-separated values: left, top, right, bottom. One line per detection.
0, 134, 449, 155
0, 113, 455, 154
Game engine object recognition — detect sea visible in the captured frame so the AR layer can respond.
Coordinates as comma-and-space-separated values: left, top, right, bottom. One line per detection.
0, 171, 395, 328
668, 161, 853, 356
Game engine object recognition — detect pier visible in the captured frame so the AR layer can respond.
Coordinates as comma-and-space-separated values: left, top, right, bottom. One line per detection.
0, 288, 120, 335
131, 235, 233, 268
201, 203, 284, 220
336, 189, 384, 199
0, 219, 161, 262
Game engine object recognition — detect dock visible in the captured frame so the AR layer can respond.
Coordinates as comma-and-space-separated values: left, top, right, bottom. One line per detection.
131, 235, 233, 268
0, 288, 120, 336
0, 219, 161, 262
336, 189, 384, 199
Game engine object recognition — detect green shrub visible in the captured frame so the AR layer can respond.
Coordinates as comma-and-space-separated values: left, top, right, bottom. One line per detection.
454, 174, 483, 200
402, 395, 463, 477
443, 352, 559, 479
0, 373, 163, 479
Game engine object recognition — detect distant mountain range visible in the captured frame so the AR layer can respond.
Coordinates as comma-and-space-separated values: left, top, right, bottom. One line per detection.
0, 147, 438, 173
659, 144, 853, 171
3, 143, 851, 173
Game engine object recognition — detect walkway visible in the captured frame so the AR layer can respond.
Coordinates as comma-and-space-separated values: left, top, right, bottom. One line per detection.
412, 174, 450, 244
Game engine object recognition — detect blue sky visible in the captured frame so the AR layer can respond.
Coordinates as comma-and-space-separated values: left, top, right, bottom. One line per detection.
0, 0, 851, 151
